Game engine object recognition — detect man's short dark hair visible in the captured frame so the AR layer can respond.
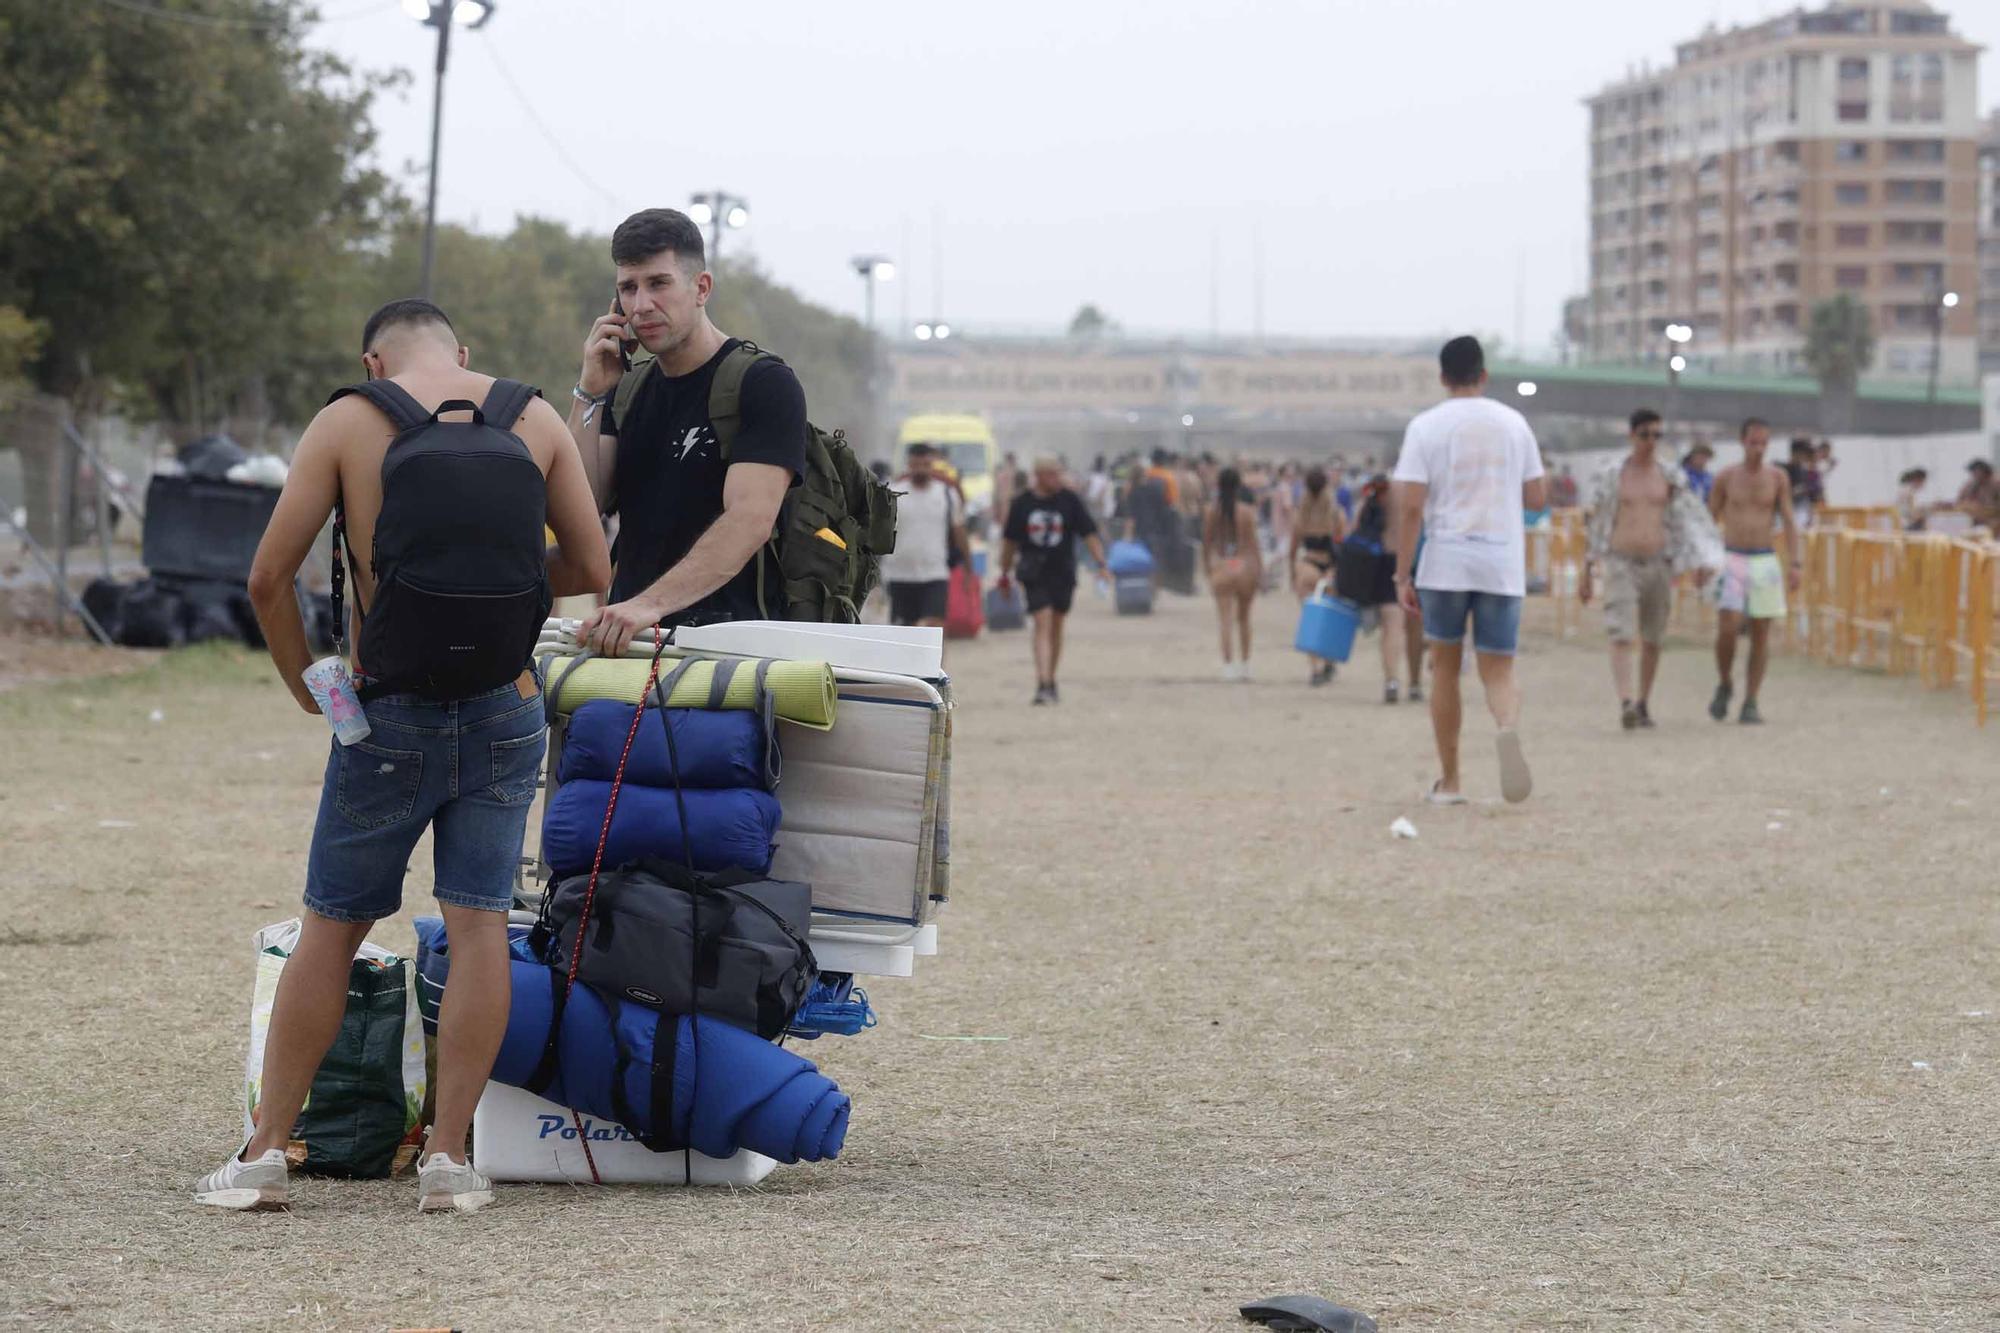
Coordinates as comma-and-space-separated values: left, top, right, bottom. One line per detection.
1629, 408, 1662, 433
1150, 448, 1171, 466
1740, 417, 1769, 440
906, 442, 935, 459
1970, 459, 1995, 475
1439, 335, 1484, 387
361, 298, 454, 353
612, 208, 706, 271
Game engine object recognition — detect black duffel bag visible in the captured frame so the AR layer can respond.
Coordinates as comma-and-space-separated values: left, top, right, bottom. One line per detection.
531, 857, 816, 1041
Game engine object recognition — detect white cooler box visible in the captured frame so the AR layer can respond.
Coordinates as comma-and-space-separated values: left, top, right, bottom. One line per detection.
472, 1081, 777, 1186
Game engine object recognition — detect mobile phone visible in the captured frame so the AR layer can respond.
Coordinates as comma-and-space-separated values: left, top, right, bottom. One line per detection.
611, 290, 637, 368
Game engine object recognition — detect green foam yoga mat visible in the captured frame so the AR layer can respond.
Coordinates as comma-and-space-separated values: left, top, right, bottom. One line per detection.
544, 654, 838, 730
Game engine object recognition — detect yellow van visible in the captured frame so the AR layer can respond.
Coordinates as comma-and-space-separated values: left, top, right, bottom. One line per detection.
897, 413, 998, 526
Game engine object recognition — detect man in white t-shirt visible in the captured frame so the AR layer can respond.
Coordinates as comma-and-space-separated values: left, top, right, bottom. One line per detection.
1391, 336, 1548, 805
880, 443, 967, 627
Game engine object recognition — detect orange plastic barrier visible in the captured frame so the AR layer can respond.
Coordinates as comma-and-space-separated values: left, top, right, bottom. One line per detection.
1529, 518, 1998, 726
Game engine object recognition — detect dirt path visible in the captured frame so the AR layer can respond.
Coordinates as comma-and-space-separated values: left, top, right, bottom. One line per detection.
1, 593, 1995, 1330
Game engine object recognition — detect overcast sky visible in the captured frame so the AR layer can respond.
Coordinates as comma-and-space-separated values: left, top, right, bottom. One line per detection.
312, 0, 1999, 353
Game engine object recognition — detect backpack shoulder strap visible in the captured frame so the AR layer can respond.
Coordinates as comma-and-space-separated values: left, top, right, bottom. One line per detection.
327, 380, 430, 434
479, 378, 541, 431
707, 342, 773, 462
609, 358, 655, 437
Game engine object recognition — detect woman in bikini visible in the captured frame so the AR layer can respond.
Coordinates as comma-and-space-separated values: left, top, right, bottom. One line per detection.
1202, 466, 1262, 681
1288, 466, 1346, 685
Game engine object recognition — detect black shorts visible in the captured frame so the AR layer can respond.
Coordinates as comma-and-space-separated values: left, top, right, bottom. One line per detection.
888, 579, 949, 625
1022, 578, 1076, 615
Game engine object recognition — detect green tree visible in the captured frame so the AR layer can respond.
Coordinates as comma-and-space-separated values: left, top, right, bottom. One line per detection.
1803, 294, 1875, 431
0, 0, 401, 536
1068, 304, 1112, 338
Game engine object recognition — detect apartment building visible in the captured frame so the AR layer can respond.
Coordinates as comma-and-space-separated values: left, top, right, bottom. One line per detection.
1584, 3, 1982, 384
1980, 109, 2000, 375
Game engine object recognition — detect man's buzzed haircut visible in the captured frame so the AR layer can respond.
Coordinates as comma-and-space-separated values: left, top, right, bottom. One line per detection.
361, 298, 455, 353
1740, 417, 1769, 440
612, 208, 706, 272
1629, 408, 1662, 432
1439, 335, 1484, 387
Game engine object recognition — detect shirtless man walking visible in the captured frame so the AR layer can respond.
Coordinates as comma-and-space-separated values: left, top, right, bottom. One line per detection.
1708, 417, 1799, 725
1580, 409, 1717, 729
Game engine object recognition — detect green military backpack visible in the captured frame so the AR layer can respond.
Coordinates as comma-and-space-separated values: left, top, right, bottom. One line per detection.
613, 341, 897, 622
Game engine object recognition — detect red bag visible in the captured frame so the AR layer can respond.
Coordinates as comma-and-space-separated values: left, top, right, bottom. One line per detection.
945, 566, 985, 639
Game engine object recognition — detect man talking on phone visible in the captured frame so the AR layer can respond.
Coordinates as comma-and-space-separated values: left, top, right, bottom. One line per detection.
567, 208, 807, 654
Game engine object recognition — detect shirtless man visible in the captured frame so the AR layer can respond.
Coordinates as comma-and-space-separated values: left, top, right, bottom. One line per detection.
1708, 416, 1798, 725
199, 299, 610, 1214
1580, 409, 1716, 729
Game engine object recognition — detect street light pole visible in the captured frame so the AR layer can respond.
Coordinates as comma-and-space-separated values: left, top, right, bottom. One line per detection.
410, 0, 495, 301
418, 12, 450, 300
1927, 289, 1959, 416
688, 191, 750, 259
851, 256, 895, 334
1663, 321, 1692, 434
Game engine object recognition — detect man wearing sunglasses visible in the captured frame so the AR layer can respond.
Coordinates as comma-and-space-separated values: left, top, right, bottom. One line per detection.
1580, 409, 1719, 730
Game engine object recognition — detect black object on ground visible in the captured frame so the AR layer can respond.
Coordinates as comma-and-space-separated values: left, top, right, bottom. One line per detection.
142, 472, 281, 584
83, 575, 331, 652
1240, 1294, 1379, 1333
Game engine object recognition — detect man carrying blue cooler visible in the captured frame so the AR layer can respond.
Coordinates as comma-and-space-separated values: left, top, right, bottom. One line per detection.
1392, 335, 1547, 806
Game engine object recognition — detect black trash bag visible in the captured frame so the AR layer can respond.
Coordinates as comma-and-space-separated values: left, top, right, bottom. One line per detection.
116, 579, 186, 648
81, 578, 129, 643
178, 580, 243, 644
176, 434, 248, 481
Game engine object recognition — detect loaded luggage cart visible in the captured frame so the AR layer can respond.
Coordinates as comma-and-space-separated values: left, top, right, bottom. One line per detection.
453, 618, 953, 1186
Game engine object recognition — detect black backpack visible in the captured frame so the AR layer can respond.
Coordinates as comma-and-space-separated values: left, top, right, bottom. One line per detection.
327, 378, 553, 700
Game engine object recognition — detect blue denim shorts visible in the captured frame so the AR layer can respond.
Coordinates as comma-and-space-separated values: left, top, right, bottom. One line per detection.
304, 679, 547, 923
1419, 587, 1523, 656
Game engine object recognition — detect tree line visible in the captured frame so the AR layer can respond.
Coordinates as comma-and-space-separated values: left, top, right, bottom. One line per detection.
0, 0, 882, 540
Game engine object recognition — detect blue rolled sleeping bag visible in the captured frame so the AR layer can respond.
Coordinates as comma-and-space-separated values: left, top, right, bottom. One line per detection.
541, 780, 780, 877
487, 937, 848, 1163
559, 700, 771, 791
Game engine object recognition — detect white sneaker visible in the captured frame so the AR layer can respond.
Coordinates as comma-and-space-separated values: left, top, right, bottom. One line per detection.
193, 1147, 289, 1211
1237, 661, 1253, 683
1221, 661, 1240, 681
417, 1152, 495, 1214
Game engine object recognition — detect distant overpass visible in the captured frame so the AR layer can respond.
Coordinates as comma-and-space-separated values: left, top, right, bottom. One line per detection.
1487, 361, 1982, 437
885, 340, 1983, 459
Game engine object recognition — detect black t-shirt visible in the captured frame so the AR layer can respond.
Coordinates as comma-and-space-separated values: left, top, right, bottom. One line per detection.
1004, 487, 1097, 585
604, 339, 807, 621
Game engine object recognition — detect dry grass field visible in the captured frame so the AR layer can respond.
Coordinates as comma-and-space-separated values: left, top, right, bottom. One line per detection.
1, 587, 1995, 1330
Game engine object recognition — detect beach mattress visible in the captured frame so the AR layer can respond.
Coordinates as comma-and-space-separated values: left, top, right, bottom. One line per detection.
558, 700, 771, 791
542, 780, 780, 878
773, 679, 947, 923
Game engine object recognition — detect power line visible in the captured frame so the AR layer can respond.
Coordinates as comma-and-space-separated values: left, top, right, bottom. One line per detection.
476, 33, 622, 211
